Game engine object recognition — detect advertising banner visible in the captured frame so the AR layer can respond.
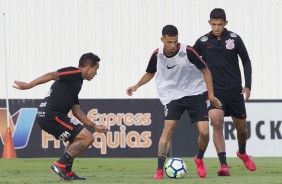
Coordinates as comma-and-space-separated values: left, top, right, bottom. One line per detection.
0, 99, 281, 158
0, 99, 164, 158
204, 101, 282, 157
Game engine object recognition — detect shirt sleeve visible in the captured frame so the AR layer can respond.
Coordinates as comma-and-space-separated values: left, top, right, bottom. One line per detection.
193, 39, 202, 56
243, 62, 252, 90
186, 46, 207, 70
74, 97, 79, 105
57, 67, 82, 82
146, 49, 159, 73
236, 36, 252, 90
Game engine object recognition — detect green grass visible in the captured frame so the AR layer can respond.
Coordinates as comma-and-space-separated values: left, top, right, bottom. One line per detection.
0, 157, 281, 184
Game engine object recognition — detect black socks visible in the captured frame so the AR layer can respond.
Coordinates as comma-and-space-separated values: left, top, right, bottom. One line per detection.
58, 152, 72, 164
239, 144, 246, 154
197, 149, 206, 159
218, 152, 227, 165
157, 156, 166, 169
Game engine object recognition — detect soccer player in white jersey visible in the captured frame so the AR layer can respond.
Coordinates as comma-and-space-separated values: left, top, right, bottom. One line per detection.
126, 25, 222, 179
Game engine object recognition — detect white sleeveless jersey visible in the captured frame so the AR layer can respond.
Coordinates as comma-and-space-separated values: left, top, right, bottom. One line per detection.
155, 43, 207, 105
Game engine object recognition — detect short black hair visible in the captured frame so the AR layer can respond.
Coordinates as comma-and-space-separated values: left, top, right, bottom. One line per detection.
162, 25, 178, 37
79, 52, 100, 67
210, 8, 226, 21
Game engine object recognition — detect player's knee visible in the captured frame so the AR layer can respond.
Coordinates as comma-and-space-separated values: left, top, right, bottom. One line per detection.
212, 121, 224, 130
237, 126, 248, 135
79, 129, 94, 145
85, 132, 94, 145
201, 130, 209, 138
199, 130, 209, 141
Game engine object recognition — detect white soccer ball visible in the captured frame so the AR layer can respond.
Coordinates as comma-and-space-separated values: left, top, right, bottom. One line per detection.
164, 158, 187, 178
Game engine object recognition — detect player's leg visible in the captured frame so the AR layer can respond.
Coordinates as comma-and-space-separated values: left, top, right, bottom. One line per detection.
209, 108, 230, 176
194, 121, 209, 178
232, 117, 248, 152
232, 118, 256, 171
229, 92, 256, 171
209, 109, 226, 160
37, 117, 71, 180
197, 122, 209, 150
185, 93, 210, 178
166, 139, 172, 157
64, 142, 86, 180
51, 128, 93, 180
153, 120, 177, 179
153, 100, 184, 179
64, 143, 74, 174
63, 129, 93, 180
38, 114, 89, 180
64, 128, 93, 157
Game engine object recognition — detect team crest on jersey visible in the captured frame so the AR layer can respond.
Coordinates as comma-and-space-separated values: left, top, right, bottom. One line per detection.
225, 39, 235, 50
158, 53, 164, 59
230, 32, 238, 37
200, 36, 208, 42
178, 51, 186, 57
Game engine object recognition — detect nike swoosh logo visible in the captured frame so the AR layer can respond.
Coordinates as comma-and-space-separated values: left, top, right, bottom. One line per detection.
167, 65, 177, 69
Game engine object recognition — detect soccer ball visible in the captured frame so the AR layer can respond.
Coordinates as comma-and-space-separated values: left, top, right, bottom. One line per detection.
164, 158, 187, 178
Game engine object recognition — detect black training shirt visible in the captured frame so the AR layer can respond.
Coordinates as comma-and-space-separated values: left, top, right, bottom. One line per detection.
38, 67, 83, 116
193, 28, 252, 93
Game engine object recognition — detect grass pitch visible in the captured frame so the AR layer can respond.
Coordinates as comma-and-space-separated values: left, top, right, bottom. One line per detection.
0, 157, 281, 184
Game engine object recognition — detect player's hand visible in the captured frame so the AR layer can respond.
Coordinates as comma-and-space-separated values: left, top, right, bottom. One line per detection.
13, 80, 31, 90
94, 124, 109, 133
126, 85, 138, 96
242, 87, 251, 101
209, 97, 222, 108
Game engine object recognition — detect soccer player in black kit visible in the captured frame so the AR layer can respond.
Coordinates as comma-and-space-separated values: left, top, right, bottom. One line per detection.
13, 53, 108, 180
193, 8, 256, 176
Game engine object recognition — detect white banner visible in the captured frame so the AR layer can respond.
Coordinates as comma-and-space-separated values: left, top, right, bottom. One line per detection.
205, 101, 282, 157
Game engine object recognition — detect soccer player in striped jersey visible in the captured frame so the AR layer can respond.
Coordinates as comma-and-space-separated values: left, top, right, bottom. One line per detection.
126, 25, 222, 179
13, 53, 108, 180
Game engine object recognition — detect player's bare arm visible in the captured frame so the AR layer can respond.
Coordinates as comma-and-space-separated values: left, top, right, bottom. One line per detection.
71, 105, 108, 133
201, 67, 222, 108
126, 72, 155, 96
13, 71, 59, 90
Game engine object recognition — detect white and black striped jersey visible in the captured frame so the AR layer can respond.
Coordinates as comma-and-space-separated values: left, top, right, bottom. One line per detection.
146, 43, 207, 105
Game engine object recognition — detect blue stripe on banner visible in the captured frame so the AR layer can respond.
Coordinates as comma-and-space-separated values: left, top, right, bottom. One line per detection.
13, 108, 37, 149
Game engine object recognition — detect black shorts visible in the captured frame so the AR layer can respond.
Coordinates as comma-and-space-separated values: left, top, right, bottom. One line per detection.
164, 93, 209, 123
209, 91, 247, 119
36, 113, 84, 142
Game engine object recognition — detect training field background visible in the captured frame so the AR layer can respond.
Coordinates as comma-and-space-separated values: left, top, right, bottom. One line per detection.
0, 158, 281, 183
0, 1, 281, 183
0, 0, 281, 100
